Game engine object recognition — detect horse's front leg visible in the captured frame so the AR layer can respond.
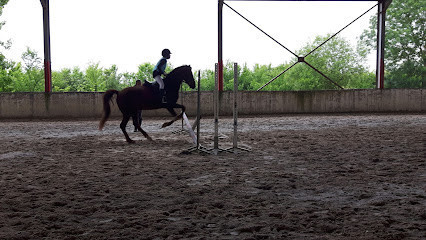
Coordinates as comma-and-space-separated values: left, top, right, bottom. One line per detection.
161, 104, 185, 128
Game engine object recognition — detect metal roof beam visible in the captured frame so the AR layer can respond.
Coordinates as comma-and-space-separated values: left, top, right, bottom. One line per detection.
226, 0, 377, 2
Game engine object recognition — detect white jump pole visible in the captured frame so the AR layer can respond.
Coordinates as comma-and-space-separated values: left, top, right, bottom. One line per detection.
182, 112, 197, 145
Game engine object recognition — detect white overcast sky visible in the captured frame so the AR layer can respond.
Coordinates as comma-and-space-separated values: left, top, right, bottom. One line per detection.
1, 0, 378, 74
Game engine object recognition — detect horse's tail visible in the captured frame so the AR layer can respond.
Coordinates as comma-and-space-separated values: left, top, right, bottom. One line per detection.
99, 89, 119, 130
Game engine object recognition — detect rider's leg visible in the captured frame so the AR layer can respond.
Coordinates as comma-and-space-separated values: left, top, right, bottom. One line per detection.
154, 75, 166, 103
154, 75, 165, 89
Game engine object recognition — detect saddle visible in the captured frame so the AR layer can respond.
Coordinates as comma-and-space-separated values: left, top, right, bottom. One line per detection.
143, 80, 164, 101
143, 80, 159, 92
143, 80, 157, 88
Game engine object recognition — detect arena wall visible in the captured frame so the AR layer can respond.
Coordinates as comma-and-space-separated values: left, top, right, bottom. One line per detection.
0, 89, 424, 119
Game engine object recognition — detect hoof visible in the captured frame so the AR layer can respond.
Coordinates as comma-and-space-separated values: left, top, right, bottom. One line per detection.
127, 139, 135, 144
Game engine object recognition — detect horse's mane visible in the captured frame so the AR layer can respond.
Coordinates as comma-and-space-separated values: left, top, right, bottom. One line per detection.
164, 65, 190, 85
167, 65, 190, 76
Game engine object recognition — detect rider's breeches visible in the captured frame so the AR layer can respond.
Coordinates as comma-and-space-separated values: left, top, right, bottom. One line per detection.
154, 75, 164, 89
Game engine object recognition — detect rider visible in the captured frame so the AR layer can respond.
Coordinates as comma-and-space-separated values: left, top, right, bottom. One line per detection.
153, 49, 171, 103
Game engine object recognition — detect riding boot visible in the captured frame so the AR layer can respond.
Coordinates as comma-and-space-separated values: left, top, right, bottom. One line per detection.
159, 89, 167, 103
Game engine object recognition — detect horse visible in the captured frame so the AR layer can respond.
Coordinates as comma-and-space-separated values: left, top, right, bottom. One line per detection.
99, 65, 196, 143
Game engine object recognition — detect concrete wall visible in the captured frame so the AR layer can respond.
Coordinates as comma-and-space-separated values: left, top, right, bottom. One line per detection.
0, 89, 424, 120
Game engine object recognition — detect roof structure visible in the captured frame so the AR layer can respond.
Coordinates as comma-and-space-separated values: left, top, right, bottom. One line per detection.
38, 0, 391, 92
217, 0, 392, 91
227, 0, 377, 1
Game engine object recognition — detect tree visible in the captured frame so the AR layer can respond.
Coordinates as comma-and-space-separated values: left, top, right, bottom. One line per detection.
0, 0, 10, 49
83, 63, 104, 91
199, 68, 215, 91
282, 35, 375, 90
103, 65, 120, 90
361, 0, 425, 88
0, 52, 14, 91
14, 47, 44, 92
136, 63, 154, 82
0, 0, 14, 92
52, 67, 85, 92
120, 72, 137, 88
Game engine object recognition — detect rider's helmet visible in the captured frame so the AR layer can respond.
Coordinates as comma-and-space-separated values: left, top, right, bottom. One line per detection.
162, 49, 171, 58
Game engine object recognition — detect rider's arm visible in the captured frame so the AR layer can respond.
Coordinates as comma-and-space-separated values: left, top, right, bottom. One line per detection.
158, 59, 167, 75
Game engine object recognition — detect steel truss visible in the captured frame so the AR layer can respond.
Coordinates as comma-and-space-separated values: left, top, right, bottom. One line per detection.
218, 0, 393, 91
38, 0, 391, 92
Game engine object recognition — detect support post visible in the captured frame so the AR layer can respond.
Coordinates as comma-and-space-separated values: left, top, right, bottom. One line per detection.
40, 0, 52, 93
376, 0, 392, 89
218, 0, 224, 92
182, 71, 212, 155
214, 63, 219, 152
233, 63, 238, 149
196, 71, 201, 148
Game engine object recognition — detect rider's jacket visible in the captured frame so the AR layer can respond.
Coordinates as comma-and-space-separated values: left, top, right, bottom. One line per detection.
153, 57, 167, 78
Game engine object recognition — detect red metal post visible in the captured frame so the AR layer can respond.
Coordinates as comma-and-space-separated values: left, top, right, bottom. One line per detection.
376, 0, 392, 89
218, 0, 224, 91
376, 0, 385, 89
40, 0, 52, 92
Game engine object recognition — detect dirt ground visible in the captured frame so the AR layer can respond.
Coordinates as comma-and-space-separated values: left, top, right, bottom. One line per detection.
0, 114, 425, 240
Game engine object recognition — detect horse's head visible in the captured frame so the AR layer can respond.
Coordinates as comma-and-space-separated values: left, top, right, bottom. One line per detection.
180, 65, 196, 89
164, 65, 196, 92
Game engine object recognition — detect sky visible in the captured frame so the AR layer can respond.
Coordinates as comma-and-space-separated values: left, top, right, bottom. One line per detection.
1, 0, 378, 74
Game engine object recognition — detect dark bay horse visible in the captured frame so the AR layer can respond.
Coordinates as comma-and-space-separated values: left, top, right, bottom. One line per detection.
99, 65, 196, 143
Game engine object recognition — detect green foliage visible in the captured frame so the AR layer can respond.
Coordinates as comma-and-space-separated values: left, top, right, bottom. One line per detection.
197, 36, 375, 91
361, 0, 425, 88
83, 63, 104, 91
13, 48, 44, 92
0, 0, 421, 92
0, 0, 13, 92
103, 65, 120, 90
136, 63, 154, 82
0, 0, 9, 36
284, 35, 375, 90
120, 72, 138, 88
52, 67, 84, 92
0, 53, 13, 91
198, 69, 215, 91
0, 39, 376, 92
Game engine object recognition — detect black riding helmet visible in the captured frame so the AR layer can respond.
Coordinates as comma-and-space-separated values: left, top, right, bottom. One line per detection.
162, 49, 171, 58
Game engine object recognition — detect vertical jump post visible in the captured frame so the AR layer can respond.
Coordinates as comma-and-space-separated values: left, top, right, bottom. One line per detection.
213, 63, 227, 154
226, 63, 250, 153
182, 71, 211, 154
184, 65, 249, 155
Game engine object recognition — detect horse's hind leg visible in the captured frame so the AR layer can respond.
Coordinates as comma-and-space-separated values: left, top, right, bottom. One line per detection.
120, 115, 134, 143
132, 113, 152, 141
